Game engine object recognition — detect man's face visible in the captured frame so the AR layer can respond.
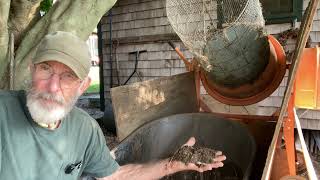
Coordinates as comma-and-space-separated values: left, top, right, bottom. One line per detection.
27, 61, 87, 124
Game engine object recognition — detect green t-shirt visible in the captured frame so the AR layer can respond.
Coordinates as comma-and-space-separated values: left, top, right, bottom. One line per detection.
0, 90, 119, 180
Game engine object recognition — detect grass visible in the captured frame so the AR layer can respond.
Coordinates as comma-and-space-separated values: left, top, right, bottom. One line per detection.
86, 81, 100, 93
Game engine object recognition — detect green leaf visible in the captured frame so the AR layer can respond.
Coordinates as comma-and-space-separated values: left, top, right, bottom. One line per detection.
40, 0, 53, 13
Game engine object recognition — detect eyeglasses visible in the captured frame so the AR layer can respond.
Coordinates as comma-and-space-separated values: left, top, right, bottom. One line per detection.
34, 63, 82, 89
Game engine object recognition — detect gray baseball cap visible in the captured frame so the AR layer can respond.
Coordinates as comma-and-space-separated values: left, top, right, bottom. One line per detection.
33, 31, 91, 80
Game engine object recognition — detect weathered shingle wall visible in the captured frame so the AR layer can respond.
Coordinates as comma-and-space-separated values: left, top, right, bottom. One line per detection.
101, 0, 320, 129
101, 0, 191, 98
255, 0, 320, 129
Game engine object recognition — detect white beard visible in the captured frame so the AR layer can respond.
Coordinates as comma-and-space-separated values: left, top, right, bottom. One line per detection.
26, 88, 80, 124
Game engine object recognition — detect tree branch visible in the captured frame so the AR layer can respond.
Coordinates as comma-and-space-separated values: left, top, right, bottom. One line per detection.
8, 0, 42, 48
0, 0, 11, 89
13, 0, 117, 89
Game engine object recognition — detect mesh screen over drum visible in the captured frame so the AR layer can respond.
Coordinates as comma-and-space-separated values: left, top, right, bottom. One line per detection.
167, 0, 268, 87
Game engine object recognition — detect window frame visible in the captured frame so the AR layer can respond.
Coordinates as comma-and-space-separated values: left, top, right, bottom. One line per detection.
261, 0, 303, 24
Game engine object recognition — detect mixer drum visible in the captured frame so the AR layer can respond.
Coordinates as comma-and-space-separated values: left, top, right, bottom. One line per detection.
166, 0, 286, 105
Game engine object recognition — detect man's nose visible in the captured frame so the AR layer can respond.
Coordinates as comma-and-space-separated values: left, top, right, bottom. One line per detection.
48, 74, 61, 93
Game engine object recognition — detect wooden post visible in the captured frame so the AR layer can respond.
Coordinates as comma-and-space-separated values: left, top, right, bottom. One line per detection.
294, 108, 318, 179
283, 89, 296, 175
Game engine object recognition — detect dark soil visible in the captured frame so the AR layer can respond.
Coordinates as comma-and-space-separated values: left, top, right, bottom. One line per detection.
163, 160, 243, 180
170, 146, 218, 165
96, 118, 119, 149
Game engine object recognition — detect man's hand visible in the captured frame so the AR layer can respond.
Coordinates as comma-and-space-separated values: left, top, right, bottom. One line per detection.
166, 137, 226, 174
98, 137, 226, 180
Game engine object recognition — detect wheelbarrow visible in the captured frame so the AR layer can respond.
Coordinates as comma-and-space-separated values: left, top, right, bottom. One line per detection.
111, 113, 256, 180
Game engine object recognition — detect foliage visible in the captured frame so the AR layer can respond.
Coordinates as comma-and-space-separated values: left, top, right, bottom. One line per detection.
0, 0, 117, 89
86, 82, 100, 94
40, 0, 53, 13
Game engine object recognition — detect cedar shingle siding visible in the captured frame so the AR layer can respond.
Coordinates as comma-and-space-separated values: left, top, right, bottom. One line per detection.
101, 0, 320, 130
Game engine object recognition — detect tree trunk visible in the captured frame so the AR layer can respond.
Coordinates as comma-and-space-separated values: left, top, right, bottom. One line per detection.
0, 1, 11, 89
0, 0, 117, 90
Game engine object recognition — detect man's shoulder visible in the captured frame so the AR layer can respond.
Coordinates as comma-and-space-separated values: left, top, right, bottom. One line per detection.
70, 106, 95, 120
0, 90, 24, 102
0, 90, 23, 97
68, 107, 100, 129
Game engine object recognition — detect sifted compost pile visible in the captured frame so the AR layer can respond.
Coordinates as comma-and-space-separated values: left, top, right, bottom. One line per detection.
163, 161, 243, 180
170, 146, 218, 165
164, 145, 242, 180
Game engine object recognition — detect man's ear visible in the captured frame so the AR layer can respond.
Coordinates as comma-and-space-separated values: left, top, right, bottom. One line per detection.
79, 77, 92, 94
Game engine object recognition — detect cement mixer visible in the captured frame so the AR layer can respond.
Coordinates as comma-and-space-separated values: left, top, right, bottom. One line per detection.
109, 0, 319, 179
166, 0, 286, 105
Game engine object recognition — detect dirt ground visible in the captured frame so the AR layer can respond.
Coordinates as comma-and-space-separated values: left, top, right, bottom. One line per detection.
76, 96, 120, 149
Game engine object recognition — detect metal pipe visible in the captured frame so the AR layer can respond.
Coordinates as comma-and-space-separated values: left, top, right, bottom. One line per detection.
109, 10, 113, 88
123, 50, 147, 85
114, 40, 120, 86
97, 22, 105, 111
168, 41, 191, 70
217, 0, 223, 29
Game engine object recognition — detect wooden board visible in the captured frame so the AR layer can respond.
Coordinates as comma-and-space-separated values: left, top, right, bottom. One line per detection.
111, 72, 198, 141
262, 0, 320, 179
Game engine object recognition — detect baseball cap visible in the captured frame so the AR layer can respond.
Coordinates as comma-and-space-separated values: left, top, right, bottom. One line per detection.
33, 31, 91, 80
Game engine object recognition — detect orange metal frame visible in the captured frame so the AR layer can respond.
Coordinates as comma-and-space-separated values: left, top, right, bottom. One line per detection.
283, 85, 296, 176
170, 40, 297, 177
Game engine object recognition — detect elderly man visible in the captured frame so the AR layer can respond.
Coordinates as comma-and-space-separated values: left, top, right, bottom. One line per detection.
0, 31, 226, 180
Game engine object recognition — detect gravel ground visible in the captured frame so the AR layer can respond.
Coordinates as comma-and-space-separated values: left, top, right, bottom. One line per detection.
76, 96, 120, 150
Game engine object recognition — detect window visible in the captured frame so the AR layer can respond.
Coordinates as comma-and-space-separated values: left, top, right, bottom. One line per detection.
260, 0, 303, 24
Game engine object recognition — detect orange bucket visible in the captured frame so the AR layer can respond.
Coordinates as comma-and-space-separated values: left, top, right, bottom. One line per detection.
295, 47, 320, 109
